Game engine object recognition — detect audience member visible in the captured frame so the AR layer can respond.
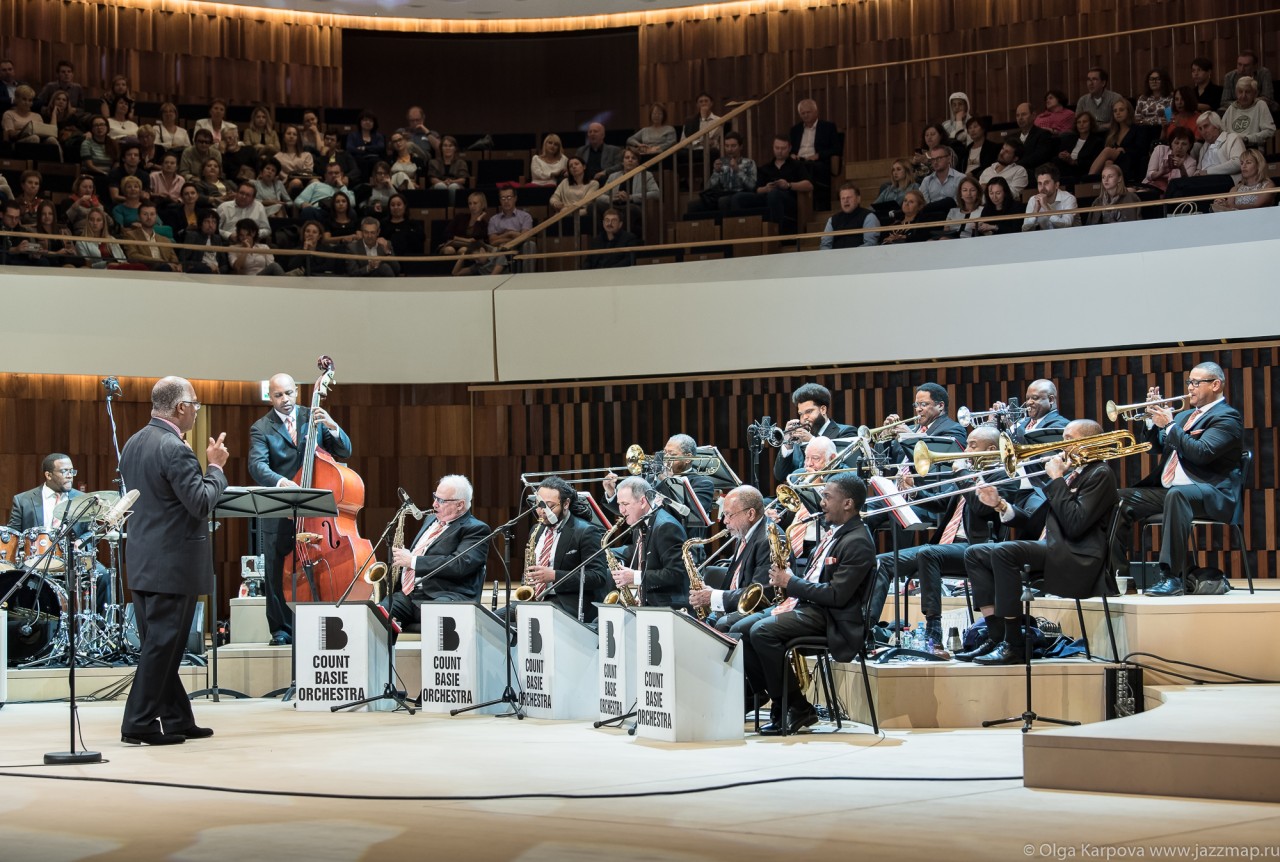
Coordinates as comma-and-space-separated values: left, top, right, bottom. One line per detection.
64, 175, 104, 234
399, 105, 439, 161
1165, 86, 1201, 141
150, 152, 185, 207
576, 123, 622, 184
180, 209, 231, 274
275, 125, 316, 194
880, 190, 933, 244
1221, 77, 1276, 147
123, 203, 181, 271
0, 59, 25, 115
918, 146, 964, 206
531, 134, 568, 186
1055, 111, 1105, 179
295, 162, 355, 220
164, 183, 205, 236
387, 132, 424, 191
1022, 164, 1079, 230
346, 217, 399, 277
1089, 98, 1142, 183
1143, 127, 1198, 195
439, 190, 491, 255
942, 92, 973, 144
299, 110, 324, 155
359, 161, 397, 217
1076, 67, 1121, 130
1012, 102, 1058, 169
959, 116, 1000, 177
14, 170, 46, 224
380, 194, 425, 261
1086, 164, 1140, 225
229, 217, 284, 276
488, 187, 534, 249
216, 182, 270, 240
347, 111, 386, 181
317, 129, 361, 185
244, 106, 280, 154
1210, 148, 1275, 213
820, 182, 879, 249
194, 158, 234, 205
549, 157, 599, 232
74, 207, 126, 268
106, 95, 138, 141
111, 176, 146, 230
321, 192, 358, 245
603, 147, 659, 230
939, 176, 985, 238
2, 199, 49, 265
585, 207, 639, 269
1134, 68, 1174, 127
912, 124, 958, 180
680, 92, 723, 154
4, 85, 56, 145
428, 135, 471, 204
731, 135, 813, 231
41, 89, 74, 136
627, 104, 677, 155
1035, 90, 1076, 134
178, 129, 222, 182
155, 102, 191, 150
252, 160, 292, 217
108, 143, 149, 205
979, 141, 1029, 199
193, 98, 231, 145
281, 220, 335, 276
136, 125, 163, 173
35, 60, 84, 114
218, 125, 258, 182
99, 75, 133, 119
1165, 112, 1244, 206
872, 159, 919, 211
789, 98, 840, 203
26, 200, 76, 264
976, 176, 1022, 235
1220, 50, 1276, 113
1189, 58, 1223, 115
686, 131, 755, 215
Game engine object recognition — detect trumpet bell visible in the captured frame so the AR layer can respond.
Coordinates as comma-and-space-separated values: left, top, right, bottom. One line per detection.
1105, 399, 1121, 422
956, 406, 972, 427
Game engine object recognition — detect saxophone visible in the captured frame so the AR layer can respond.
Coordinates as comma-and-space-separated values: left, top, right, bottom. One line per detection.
601, 519, 638, 607
766, 518, 816, 694
513, 523, 545, 602
682, 529, 729, 620
363, 505, 409, 603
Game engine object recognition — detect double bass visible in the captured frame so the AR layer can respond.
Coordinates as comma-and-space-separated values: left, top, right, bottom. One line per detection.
283, 355, 376, 603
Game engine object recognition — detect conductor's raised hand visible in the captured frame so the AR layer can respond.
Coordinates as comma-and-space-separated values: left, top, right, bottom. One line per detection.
206, 432, 229, 468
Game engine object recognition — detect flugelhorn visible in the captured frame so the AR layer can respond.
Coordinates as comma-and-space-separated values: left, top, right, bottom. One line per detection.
1105, 395, 1188, 423
912, 441, 1002, 475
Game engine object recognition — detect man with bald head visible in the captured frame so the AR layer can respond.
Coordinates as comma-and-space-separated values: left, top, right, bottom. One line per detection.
1012, 102, 1057, 170
576, 122, 622, 185
991, 379, 1070, 445
248, 372, 352, 644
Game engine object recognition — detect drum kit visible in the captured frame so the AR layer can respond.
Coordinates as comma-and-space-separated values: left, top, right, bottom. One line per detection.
1, 492, 137, 668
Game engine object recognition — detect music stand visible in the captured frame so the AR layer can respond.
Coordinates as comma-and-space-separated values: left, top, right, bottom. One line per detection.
656, 476, 713, 532
696, 446, 741, 494
192, 486, 337, 702
572, 491, 612, 531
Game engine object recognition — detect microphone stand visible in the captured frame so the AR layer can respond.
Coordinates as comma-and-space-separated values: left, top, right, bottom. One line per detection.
101, 377, 130, 662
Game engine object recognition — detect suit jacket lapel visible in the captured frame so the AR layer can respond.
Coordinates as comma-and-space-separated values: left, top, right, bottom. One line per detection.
276, 407, 299, 449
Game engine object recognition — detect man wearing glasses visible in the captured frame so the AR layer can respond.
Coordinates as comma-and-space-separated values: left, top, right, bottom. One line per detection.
1115, 362, 1244, 597
382, 474, 490, 630
689, 485, 777, 635
248, 372, 351, 645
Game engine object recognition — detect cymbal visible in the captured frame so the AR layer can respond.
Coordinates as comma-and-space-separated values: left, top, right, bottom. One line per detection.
51, 491, 120, 523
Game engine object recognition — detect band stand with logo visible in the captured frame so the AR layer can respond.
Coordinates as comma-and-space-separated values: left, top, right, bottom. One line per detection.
0, 609, 6, 708
515, 602, 598, 720
632, 606, 744, 743
592, 603, 637, 729
419, 601, 509, 715
198, 486, 338, 702
293, 601, 395, 711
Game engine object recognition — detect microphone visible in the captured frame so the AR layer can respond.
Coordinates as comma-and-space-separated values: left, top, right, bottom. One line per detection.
398, 487, 428, 519
536, 498, 558, 525
101, 376, 121, 394
96, 489, 140, 530
650, 491, 690, 519
20, 623, 33, 637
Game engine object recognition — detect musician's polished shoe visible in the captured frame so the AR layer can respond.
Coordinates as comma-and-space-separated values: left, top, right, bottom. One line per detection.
759, 706, 820, 736
973, 638, 1026, 666
1145, 577, 1186, 597
121, 730, 186, 746
177, 726, 215, 740
270, 632, 292, 646
953, 638, 999, 663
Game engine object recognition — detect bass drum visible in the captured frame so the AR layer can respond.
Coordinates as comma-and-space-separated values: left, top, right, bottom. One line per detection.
0, 527, 21, 571
1, 570, 67, 665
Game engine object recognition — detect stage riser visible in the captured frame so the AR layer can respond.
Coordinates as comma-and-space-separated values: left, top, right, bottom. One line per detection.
5, 666, 206, 703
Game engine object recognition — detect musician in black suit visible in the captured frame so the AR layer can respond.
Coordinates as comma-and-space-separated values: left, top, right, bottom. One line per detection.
119, 377, 229, 745
992, 379, 1071, 444
383, 474, 491, 629
879, 382, 968, 463
610, 476, 688, 610
247, 372, 352, 645
772, 382, 857, 484
960, 419, 1118, 664
1115, 362, 1245, 597
508, 476, 608, 624
869, 426, 1045, 645
689, 485, 778, 633
744, 472, 875, 735
604, 433, 715, 528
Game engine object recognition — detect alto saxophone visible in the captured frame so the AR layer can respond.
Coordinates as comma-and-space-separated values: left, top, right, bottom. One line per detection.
363, 505, 409, 602
767, 518, 817, 694
682, 529, 728, 620
601, 518, 638, 607
513, 523, 545, 602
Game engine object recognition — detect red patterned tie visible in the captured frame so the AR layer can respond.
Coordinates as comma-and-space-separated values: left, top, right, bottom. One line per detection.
285, 413, 297, 444
773, 528, 835, 615
787, 504, 811, 557
939, 496, 965, 545
535, 527, 554, 597
401, 521, 445, 595
51, 492, 63, 528
1161, 408, 1203, 487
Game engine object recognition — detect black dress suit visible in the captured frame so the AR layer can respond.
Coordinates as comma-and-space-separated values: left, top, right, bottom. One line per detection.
118, 418, 228, 737
1016, 126, 1058, 171
743, 518, 876, 709
965, 461, 1117, 616
523, 514, 609, 624
703, 520, 778, 632
771, 417, 858, 484
789, 120, 841, 165
1011, 409, 1070, 444
247, 406, 352, 638
1118, 401, 1244, 580
1056, 132, 1106, 179
383, 510, 491, 628
621, 507, 688, 610
179, 229, 231, 274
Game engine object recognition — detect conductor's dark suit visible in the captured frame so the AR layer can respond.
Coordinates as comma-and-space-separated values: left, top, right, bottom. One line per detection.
247, 406, 352, 638
119, 418, 227, 737
383, 510, 490, 629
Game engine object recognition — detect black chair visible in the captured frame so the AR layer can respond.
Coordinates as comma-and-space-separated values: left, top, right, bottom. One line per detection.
474, 159, 525, 188
1139, 450, 1254, 594
774, 636, 879, 736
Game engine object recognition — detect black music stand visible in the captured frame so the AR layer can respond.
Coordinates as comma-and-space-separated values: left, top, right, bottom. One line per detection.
192, 486, 337, 702
656, 476, 713, 532
696, 446, 742, 495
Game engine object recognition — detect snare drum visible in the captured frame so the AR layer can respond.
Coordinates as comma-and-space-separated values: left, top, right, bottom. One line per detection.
0, 527, 21, 571
22, 529, 66, 573
1, 569, 68, 664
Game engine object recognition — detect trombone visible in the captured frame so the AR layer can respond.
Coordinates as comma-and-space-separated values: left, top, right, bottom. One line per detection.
912, 441, 1002, 476
520, 444, 719, 487
998, 429, 1151, 474
764, 484, 804, 517
1105, 395, 1188, 423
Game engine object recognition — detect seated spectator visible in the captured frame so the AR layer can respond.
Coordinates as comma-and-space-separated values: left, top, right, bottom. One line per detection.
1055, 111, 1105, 180
123, 202, 181, 271
164, 183, 205, 236
428, 135, 470, 204
1143, 127, 1198, 195
346, 216, 399, 277
912, 124, 958, 181
180, 209, 231, 274
136, 125, 163, 173
627, 104, 677, 155
35, 60, 84, 115
976, 176, 1022, 236
1210, 148, 1276, 213
1221, 77, 1276, 147
585, 206, 640, 269
1012, 101, 1058, 170
686, 131, 755, 215
0, 59, 22, 115
251, 159, 292, 217
26, 200, 77, 265
218, 125, 258, 183
316, 129, 360, 186
879, 190, 933, 244
346, 111, 386, 181
380, 193, 426, 260
280, 219, 335, 276
1164, 86, 1201, 142
0, 172, 10, 201
398, 105, 439, 162
1188, 58, 1223, 115
156, 102, 191, 150
680, 92, 722, 155
64, 175, 104, 234
108, 142, 149, 205
2, 200, 50, 266
487, 187, 533, 251
360, 161, 397, 217
1221, 50, 1276, 113
576, 122, 622, 185
938, 176, 985, 238
194, 158, 235, 205
179, 128, 222, 182
942, 92, 973, 145
321, 192, 358, 245
790, 98, 841, 180
603, 147, 660, 230
244, 106, 280, 155
1022, 163, 1079, 230
295, 162, 354, 220
100, 75, 132, 117
228, 217, 284, 276
106, 95, 138, 141
111, 176, 146, 231
530, 134, 567, 186
1086, 164, 1140, 225
1134, 68, 1174, 127
299, 110, 324, 155
979, 141, 1029, 199
73, 207, 126, 268
1035, 90, 1076, 135
217, 182, 270, 240
729, 135, 813, 232
41, 89, 74, 135
4, 85, 56, 145
439, 190, 491, 256
150, 152, 185, 208
918, 146, 964, 207
549, 157, 599, 233
1076, 67, 1121, 130
872, 159, 919, 212
275, 125, 316, 194
387, 133, 425, 191
193, 98, 231, 145
1165, 112, 1244, 207
959, 116, 1000, 177
1089, 98, 1142, 183
820, 182, 879, 249
15, 170, 47, 225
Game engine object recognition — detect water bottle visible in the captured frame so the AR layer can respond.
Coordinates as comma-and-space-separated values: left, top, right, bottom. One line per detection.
914, 621, 927, 651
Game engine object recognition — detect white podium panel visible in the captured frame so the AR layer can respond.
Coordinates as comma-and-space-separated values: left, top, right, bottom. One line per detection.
595, 604, 637, 721
419, 602, 508, 715
294, 602, 392, 712
1, 610, 7, 705
632, 607, 744, 742
517, 603, 597, 720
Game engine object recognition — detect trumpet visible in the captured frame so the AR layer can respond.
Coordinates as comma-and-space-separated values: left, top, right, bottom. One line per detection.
855, 416, 913, 441
912, 441, 1002, 475
1105, 395, 1188, 423
957, 404, 1026, 428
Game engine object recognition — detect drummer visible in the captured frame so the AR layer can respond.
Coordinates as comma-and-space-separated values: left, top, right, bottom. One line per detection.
7, 453, 111, 610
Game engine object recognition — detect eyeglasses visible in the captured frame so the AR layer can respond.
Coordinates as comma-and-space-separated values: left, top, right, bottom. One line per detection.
721, 508, 748, 519
1186, 378, 1216, 388
180, 400, 201, 412
912, 401, 936, 409
433, 494, 461, 505
53, 468, 78, 476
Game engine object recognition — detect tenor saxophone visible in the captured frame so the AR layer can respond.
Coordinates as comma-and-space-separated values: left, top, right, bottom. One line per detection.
601, 518, 638, 607
683, 529, 729, 620
363, 506, 409, 603
513, 523, 544, 602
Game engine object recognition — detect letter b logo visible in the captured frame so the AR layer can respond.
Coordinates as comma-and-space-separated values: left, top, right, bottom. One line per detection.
439, 616, 459, 652
320, 616, 347, 651
605, 621, 616, 658
647, 626, 662, 666
528, 618, 543, 654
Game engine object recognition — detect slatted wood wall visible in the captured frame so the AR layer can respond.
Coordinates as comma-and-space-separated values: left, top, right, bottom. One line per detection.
2, 340, 1274, 619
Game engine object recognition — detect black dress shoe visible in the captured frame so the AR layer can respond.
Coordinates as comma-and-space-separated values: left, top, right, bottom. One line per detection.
1145, 577, 1186, 597
121, 731, 186, 746
270, 632, 292, 646
787, 706, 820, 733
953, 638, 999, 663
177, 726, 214, 740
973, 639, 1026, 666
